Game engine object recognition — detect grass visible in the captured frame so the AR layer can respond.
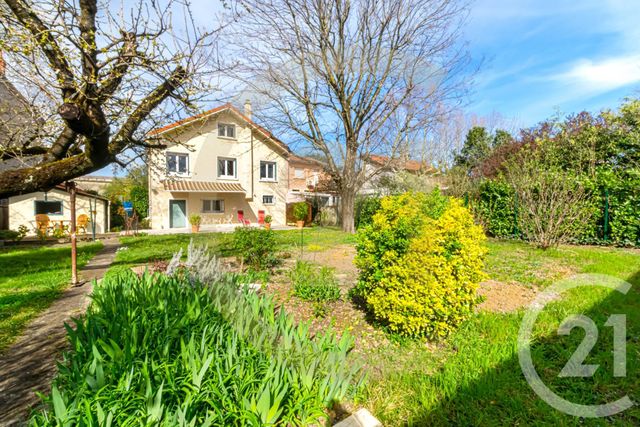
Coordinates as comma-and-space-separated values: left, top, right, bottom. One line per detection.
0, 242, 103, 352
107, 229, 640, 425
358, 241, 640, 426
108, 227, 355, 276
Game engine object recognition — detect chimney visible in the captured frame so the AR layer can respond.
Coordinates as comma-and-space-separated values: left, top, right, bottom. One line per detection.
244, 99, 252, 120
0, 51, 5, 77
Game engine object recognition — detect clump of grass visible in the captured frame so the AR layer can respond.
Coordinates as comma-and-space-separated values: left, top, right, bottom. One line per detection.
32, 245, 361, 425
291, 260, 341, 302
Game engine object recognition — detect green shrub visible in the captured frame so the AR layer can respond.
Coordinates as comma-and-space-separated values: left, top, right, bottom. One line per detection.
188, 213, 202, 226
354, 195, 381, 229
290, 260, 341, 302
31, 252, 361, 425
16, 225, 28, 241
472, 179, 516, 238
232, 226, 278, 270
293, 202, 308, 221
355, 191, 487, 338
0, 230, 19, 241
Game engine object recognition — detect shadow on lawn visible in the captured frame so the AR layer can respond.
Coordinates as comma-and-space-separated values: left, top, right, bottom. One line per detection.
407, 270, 640, 426
0, 244, 102, 351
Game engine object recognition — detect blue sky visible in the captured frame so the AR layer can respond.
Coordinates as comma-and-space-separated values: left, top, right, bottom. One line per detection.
96, 0, 640, 176
466, 0, 640, 127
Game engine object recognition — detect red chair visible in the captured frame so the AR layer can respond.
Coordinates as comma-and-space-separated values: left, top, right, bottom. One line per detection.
257, 210, 265, 225
237, 210, 250, 226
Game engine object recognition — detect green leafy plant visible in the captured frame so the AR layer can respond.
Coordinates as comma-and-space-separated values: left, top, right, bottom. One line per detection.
354, 195, 381, 229
232, 226, 278, 270
293, 202, 308, 221
52, 227, 68, 239
16, 225, 28, 241
0, 230, 19, 241
290, 260, 341, 304
188, 214, 202, 226
355, 191, 487, 338
264, 214, 273, 224
31, 245, 362, 425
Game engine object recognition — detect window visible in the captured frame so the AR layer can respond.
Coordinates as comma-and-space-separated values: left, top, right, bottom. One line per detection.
294, 168, 305, 178
262, 195, 274, 205
35, 200, 63, 215
202, 199, 224, 213
260, 161, 277, 181
166, 153, 188, 175
218, 123, 236, 139
217, 157, 237, 179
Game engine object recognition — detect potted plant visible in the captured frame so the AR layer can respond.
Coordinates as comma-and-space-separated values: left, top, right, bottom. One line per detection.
264, 214, 273, 230
293, 202, 308, 228
189, 214, 202, 233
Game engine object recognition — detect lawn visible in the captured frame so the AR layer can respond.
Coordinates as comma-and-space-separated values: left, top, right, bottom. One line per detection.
0, 242, 103, 352
360, 242, 640, 426
108, 229, 640, 425
107, 227, 355, 276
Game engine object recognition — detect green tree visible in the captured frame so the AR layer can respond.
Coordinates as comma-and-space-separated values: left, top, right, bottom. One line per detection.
105, 165, 148, 218
454, 127, 493, 169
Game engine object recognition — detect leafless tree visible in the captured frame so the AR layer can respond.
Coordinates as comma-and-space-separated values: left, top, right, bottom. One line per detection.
504, 147, 594, 250
0, 0, 222, 198
225, 0, 471, 232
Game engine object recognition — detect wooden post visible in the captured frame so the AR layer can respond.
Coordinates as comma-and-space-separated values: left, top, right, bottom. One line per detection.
67, 181, 78, 285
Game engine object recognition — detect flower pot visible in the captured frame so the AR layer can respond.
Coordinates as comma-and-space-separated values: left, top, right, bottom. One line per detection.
191, 224, 200, 233
296, 220, 304, 229
264, 223, 271, 230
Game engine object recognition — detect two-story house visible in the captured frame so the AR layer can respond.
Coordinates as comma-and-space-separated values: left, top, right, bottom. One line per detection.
147, 101, 291, 230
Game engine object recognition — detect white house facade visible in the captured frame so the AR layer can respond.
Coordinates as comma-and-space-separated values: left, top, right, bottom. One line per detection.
147, 102, 291, 230
5, 185, 109, 235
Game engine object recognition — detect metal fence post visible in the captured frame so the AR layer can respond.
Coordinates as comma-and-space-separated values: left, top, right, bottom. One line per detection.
513, 192, 519, 237
603, 188, 609, 243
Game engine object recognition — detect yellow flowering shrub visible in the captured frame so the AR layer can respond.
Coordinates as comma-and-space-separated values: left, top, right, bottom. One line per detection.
355, 192, 487, 338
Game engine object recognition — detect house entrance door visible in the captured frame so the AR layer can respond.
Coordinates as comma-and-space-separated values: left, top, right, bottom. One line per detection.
169, 200, 187, 228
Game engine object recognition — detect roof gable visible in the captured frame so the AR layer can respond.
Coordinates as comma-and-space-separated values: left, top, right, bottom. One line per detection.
148, 103, 291, 155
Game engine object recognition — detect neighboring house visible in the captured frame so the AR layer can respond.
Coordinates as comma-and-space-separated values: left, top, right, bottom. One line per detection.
147, 101, 291, 229
360, 154, 439, 195
74, 175, 114, 195
7, 184, 110, 235
286, 155, 337, 205
0, 54, 109, 235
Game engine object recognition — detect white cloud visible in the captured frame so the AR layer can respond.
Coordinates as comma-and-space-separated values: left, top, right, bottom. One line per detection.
553, 55, 640, 92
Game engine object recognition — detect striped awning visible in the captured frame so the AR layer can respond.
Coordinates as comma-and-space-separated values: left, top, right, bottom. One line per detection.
163, 180, 246, 193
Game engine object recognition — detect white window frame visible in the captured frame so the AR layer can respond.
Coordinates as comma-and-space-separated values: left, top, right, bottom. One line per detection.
217, 157, 237, 179
260, 161, 277, 181
166, 152, 189, 175
218, 123, 236, 139
262, 195, 275, 205
294, 168, 305, 179
202, 199, 225, 213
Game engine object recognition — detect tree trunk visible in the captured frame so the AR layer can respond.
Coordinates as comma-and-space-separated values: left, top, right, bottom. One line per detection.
340, 188, 356, 233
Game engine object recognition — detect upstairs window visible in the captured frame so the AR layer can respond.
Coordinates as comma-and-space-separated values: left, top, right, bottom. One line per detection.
262, 195, 274, 205
202, 199, 224, 213
218, 123, 236, 139
35, 200, 63, 215
218, 157, 237, 179
260, 161, 277, 181
167, 153, 188, 175
294, 168, 305, 178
